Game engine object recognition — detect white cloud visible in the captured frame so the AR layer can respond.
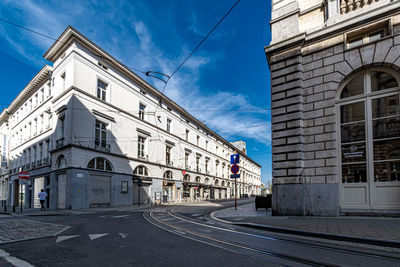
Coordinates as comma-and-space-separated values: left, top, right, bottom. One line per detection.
0, 1, 270, 146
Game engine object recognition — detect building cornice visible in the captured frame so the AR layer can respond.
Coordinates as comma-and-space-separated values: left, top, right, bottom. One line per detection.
0, 65, 53, 124
44, 26, 261, 168
266, 2, 400, 59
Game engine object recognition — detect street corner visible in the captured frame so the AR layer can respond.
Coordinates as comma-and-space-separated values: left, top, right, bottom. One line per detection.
0, 219, 69, 244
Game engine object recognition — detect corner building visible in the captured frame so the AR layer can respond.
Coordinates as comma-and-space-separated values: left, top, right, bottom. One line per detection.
0, 26, 261, 210
266, 0, 400, 216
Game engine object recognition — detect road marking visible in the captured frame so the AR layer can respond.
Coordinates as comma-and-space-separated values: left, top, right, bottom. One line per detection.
89, 233, 109, 240
112, 215, 130, 218
56, 235, 79, 243
118, 233, 128, 238
0, 248, 33, 267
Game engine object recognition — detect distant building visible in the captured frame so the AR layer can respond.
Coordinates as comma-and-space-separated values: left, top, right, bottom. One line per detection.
266, 0, 400, 216
0, 26, 261, 210
231, 141, 247, 154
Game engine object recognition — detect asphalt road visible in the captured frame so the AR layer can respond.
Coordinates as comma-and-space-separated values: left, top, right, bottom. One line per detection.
1, 199, 399, 266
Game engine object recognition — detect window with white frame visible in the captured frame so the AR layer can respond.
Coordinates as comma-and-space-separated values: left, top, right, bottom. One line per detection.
185, 129, 189, 141
339, 69, 400, 184
87, 157, 112, 171
138, 136, 146, 158
185, 152, 190, 169
97, 79, 107, 101
61, 72, 66, 91
139, 103, 146, 120
166, 146, 172, 165
133, 165, 149, 176
167, 118, 171, 132
95, 120, 107, 148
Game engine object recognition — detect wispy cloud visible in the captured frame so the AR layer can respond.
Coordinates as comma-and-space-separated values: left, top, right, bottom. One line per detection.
0, 0, 269, 146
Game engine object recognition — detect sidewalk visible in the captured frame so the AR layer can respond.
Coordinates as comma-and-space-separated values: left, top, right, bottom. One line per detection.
211, 203, 400, 248
0, 203, 153, 217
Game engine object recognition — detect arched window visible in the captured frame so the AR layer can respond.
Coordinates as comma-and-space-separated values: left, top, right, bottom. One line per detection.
133, 165, 149, 176
183, 174, 190, 181
338, 68, 400, 208
87, 157, 112, 171
195, 176, 201, 183
204, 178, 209, 184
215, 179, 219, 186
164, 171, 173, 179
56, 155, 66, 168
221, 181, 225, 187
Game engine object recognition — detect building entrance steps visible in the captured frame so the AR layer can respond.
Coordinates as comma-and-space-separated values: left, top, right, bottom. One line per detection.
210, 203, 400, 248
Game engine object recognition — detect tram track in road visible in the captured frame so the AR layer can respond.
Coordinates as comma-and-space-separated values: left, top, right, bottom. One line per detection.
144, 208, 400, 267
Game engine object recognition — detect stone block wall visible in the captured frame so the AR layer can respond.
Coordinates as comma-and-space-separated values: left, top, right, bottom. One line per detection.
269, 23, 400, 216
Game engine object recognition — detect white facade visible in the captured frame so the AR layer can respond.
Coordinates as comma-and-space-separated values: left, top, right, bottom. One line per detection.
0, 26, 261, 209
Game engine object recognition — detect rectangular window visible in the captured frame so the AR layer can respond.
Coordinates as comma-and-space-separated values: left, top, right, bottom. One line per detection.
47, 82, 51, 98
166, 146, 171, 165
33, 118, 37, 136
185, 152, 190, 169
95, 120, 107, 148
40, 114, 44, 133
34, 94, 38, 107
205, 158, 209, 173
185, 129, 189, 141
167, 119, 171, 133
197, 136, 200, 146
39, 143, 43, 161
40, 88, 44, 103
196, 156, 200, 172
61, 72, 66, 91
206, 140, 208, 150
97, 80, 107, 101
138, 136, 146, 158
46, 140, 50, 161
139, 103, 146, 120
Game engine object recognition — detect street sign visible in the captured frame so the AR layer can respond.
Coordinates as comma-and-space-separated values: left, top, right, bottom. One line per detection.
230, 154, 240, 164
230, 174, 240, 179
231, 164, 239, 174
19, 179, 31, 185
18, 171, 30, 180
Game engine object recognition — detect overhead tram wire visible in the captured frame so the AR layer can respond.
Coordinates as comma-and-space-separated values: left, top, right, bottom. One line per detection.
0, 18, 147, 75
147, 0, 242, 159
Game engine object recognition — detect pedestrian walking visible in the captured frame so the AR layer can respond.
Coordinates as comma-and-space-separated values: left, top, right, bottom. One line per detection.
38, 189, 48, 211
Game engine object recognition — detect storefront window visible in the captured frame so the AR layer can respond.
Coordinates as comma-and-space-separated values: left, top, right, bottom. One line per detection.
340, 69, 400, 184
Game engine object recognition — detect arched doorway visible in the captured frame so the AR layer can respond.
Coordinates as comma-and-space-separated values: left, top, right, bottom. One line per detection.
338, 68, 400, 210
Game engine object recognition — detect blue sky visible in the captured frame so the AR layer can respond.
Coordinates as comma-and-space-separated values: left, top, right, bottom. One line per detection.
0, 0, 272, 184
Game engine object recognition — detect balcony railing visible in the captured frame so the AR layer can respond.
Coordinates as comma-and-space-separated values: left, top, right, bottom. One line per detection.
166, 161, 173, 167
94, 141, 111, 152
37, 159, 42, 167
56, 138, 64, 148
138, 154, 148, 160
340, 0, 378, 14
31, 162, 36, 168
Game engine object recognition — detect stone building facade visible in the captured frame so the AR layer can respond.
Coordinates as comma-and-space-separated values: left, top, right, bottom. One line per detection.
266, 0, 400, 216
0, 26, 261, 210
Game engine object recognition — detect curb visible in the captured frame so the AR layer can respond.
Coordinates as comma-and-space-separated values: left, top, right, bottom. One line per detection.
209, 211, 400, 249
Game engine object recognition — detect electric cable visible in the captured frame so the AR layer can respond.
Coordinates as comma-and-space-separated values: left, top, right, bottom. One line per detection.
0, 18, 148, 75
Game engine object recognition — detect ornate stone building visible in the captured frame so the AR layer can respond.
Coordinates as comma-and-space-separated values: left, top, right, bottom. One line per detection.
266, 0, 400, 216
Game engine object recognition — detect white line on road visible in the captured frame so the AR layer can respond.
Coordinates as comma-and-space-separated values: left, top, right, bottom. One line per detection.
112, 215, 130, 218
118, 233, 128, 238
89, 234, 109, 240
0, 249, 33, 267
56, 235, 79, 243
